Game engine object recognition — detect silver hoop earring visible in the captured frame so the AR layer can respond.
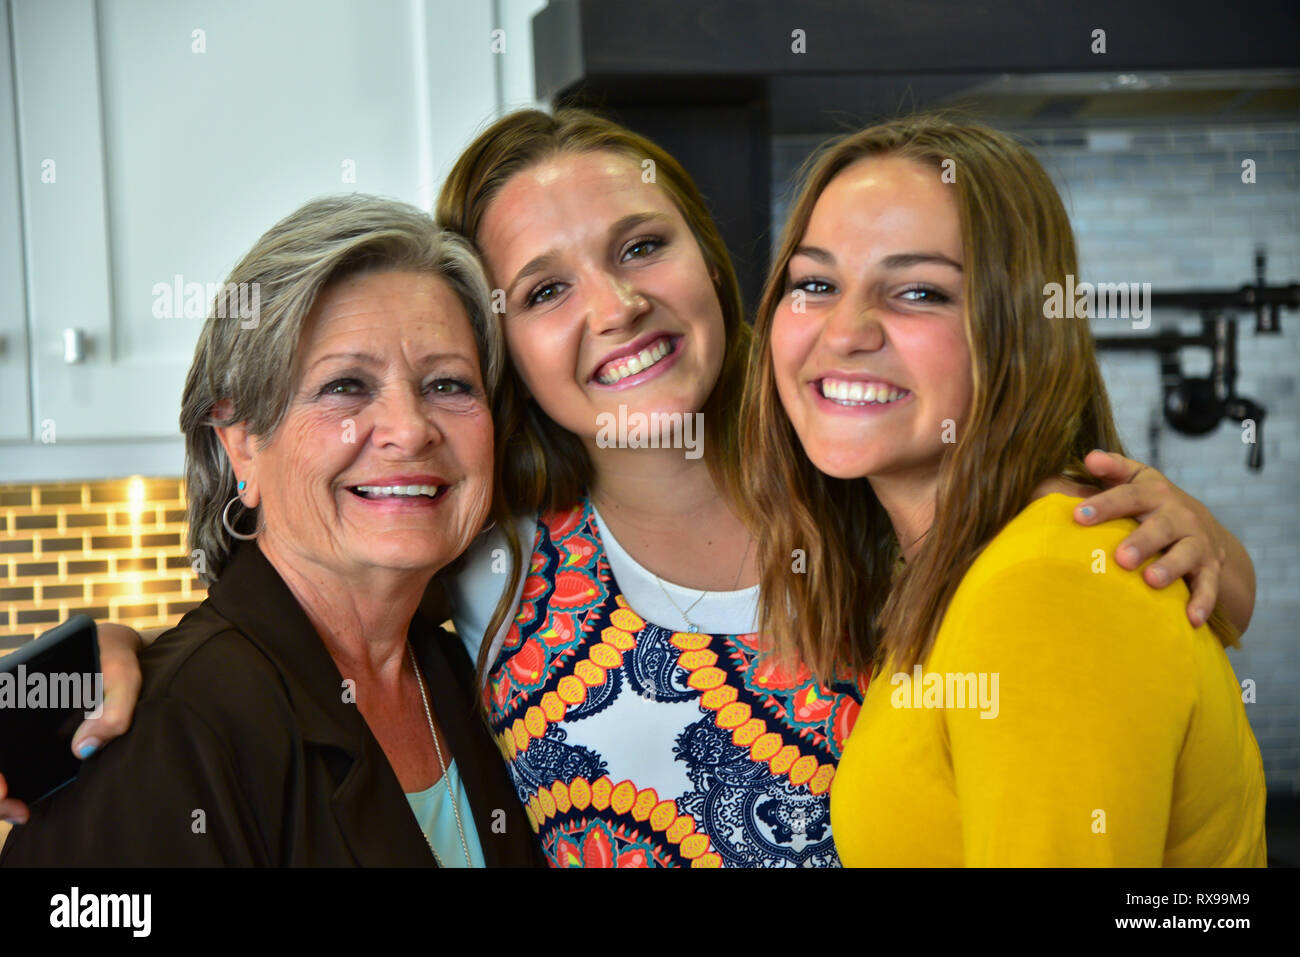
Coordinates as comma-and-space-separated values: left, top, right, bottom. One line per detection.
222, 495, 261, 541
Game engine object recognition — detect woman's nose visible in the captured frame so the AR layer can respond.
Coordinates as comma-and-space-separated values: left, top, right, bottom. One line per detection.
822, 299, 887, 355
586, 271, 649, 336
370, 384, 443, 453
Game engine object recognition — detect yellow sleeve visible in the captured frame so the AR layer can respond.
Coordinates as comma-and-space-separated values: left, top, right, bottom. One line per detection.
934, 558, 1196, 866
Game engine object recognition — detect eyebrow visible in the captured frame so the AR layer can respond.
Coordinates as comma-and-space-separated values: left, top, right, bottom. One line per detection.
505, 211, 672, 300
792, 245, 963, 272
310, 351, 475, 370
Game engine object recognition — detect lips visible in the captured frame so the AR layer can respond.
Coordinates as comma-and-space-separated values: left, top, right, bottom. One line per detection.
816, 376, 911, 406
344, 475, 450, 502
590, 333, 680, 386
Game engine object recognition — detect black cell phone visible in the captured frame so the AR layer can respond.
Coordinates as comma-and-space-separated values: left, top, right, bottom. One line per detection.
0, 615, 101, 804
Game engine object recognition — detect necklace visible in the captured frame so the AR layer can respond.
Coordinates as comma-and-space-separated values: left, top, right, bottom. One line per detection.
407, 641, 472, 868
653, 534, 753, 634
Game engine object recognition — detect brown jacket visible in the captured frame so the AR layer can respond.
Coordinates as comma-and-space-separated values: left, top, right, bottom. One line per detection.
0, 543, 542, 867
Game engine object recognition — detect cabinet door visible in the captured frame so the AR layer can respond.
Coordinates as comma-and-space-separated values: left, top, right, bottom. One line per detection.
11, 0, 498, 441
0, 0, 32, 441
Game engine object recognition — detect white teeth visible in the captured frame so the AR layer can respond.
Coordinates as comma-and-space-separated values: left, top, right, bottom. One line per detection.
597, 337, 673, 385
353, 484, 442, 498
820, 379, 909, 406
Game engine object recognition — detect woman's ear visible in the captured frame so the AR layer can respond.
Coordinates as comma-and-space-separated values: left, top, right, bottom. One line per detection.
211, 400, 260, 508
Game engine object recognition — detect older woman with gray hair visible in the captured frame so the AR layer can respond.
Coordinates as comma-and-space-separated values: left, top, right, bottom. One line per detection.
0, 195, 542, 867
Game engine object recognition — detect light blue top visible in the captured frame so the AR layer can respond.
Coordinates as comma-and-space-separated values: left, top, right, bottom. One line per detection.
405, 760, 485, 868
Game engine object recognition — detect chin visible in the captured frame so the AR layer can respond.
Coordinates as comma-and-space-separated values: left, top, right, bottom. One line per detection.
803, 441, 894, 481
808, 457, 871, 481
353, 541, 452, 575
594, 393, 706, 421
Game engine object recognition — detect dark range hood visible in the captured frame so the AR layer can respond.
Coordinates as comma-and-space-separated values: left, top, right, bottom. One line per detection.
532, 0, 1300, 309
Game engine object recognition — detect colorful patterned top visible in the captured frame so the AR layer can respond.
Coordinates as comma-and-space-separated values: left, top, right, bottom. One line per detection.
486, 497, 867, 867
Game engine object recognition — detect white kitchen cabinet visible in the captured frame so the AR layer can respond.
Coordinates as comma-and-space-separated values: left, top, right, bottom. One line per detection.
4, 0, 501, 461
0, 2, 32, 442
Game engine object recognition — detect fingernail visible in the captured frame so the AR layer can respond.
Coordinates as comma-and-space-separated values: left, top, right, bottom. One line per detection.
76, 739, 100, 759
1149, 566, 1168, 586
1118, 545, 1138, 565
2, 816, 26, 826
1190, 607, 1206, 627
1077, 505, 1094, 520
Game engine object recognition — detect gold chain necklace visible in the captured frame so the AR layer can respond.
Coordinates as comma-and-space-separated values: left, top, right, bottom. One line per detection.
407, 642, 472, 867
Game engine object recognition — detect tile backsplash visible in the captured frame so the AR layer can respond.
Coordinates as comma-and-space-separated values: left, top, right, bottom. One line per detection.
0, 477, 205, 651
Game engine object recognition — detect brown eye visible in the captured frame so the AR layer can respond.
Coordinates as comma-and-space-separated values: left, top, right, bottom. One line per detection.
427, 379, 471, 396
791, 278, 834, 295
621, 237, 664, 261
321, 378, 365, 396
899, 285, 950, 304
526, 281, 565, 307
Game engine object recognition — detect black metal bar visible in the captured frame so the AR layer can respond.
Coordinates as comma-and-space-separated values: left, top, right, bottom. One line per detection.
1150, 284, 1300, 312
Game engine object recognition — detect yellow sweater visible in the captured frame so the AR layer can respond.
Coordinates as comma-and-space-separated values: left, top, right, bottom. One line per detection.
830, 494, 1267, 866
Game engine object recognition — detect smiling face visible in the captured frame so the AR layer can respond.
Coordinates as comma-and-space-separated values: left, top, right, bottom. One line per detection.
231, 270, 494, 582
771, 155, 973, 483
476, 150, 726, 447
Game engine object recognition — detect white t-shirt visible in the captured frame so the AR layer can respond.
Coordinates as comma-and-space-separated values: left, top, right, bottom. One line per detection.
444, 505, 760, 672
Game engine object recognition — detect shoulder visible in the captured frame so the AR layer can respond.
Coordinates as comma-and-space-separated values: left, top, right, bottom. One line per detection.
955, 493, 1162, 610
142, 603, 286, 693
133, 602, 296, 753
935, 494, 1196, 678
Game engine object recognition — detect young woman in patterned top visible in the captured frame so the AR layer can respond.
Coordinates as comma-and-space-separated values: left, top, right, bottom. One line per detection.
8, 109, 1257, 867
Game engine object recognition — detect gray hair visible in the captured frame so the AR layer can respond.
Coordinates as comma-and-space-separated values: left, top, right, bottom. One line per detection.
181, 194, 503, 584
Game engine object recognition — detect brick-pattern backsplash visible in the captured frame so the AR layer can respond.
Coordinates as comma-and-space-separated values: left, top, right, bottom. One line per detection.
776, 119, 1300, 793
0, 478, 206, 651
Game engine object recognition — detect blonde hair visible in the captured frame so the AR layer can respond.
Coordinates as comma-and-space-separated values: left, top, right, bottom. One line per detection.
741, 113, 1237, 679
182, 194, 504, 584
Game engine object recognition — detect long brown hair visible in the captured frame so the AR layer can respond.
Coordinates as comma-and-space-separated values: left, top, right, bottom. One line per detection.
742, 113, 1237, 680
437, 108, 753, 680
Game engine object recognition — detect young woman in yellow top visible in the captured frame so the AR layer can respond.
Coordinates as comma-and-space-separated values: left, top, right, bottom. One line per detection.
740, 114, 1267, 866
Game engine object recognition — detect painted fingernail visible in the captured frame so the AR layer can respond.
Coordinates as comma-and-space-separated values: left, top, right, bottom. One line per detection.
76, 739, 100, 759
2, 816, 27, 826
1077, 506, 1094, 520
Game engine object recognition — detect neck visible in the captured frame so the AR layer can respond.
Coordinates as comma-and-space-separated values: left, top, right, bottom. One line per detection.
868, 469, 940, 564
586, 441, 731, 522
255, 535, 428, 682
584, 441, 757, 592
